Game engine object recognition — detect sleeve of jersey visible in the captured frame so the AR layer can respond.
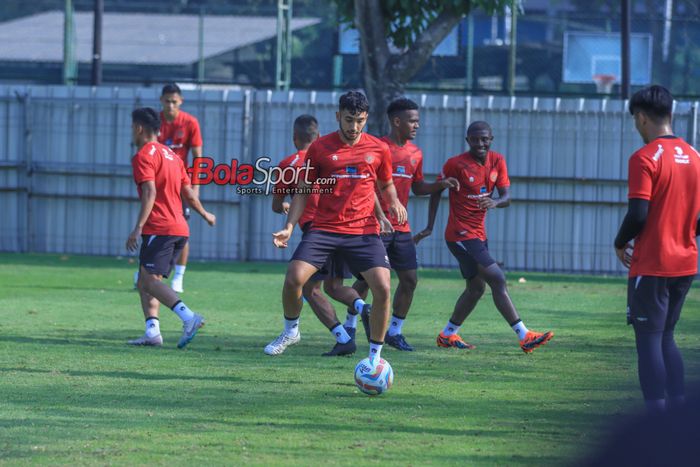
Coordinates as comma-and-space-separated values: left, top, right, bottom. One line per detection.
190, 119, 203, 147
627, 154, 653, 200
497, 156, 511, 188
132, 150, 156, 184
414, 155, 425, 183
377, 146, 393, 182
304, 144, 320, 184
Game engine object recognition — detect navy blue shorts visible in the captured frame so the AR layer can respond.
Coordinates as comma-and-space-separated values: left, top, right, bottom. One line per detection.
446, 239, 496, 279
309, 251, 353, 282
139, 235, 188, 278
627, 275, 694, 333
292, 230, 390, 275
381, 231, 418, 271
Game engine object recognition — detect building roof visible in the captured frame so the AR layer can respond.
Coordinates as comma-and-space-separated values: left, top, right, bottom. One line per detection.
0, 11, 320, 65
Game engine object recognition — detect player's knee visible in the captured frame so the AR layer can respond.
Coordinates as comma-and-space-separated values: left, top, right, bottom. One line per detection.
370, 280, 391, 303
467, 279, 486, 298
284, 272, 305, 290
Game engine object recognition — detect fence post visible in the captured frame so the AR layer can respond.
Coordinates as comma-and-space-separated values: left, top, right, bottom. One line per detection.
14, 90, 33, 253
238, 89, 253, 261
689, 101, 698, 148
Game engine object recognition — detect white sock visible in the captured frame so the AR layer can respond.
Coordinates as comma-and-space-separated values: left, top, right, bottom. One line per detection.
387, 315, 404, 336
145, 317, 160, 338
511, 320, 529, 341
353, 298, 366, 314
171, 300, 195, 322
331, 324, 351, 344
344, 311, 358, 329
284, 316, 300, 336
442, 320, 460, 337
173, 265, 186, 279
369, 341, 383, 361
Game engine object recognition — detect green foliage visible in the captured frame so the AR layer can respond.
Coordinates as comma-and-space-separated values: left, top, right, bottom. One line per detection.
335, 0, 508, 48
1, 254, 699, 464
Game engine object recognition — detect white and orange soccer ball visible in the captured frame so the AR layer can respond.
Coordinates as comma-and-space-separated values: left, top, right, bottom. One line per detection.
354, 357, 393, 396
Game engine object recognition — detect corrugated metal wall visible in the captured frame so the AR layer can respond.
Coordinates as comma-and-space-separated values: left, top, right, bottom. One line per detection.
1, 85, 698, 274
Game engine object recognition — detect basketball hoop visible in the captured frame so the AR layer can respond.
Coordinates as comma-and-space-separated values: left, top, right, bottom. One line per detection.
592, 74, 616, 94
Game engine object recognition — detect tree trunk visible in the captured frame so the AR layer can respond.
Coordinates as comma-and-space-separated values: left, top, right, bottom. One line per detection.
353, 0, 464, 135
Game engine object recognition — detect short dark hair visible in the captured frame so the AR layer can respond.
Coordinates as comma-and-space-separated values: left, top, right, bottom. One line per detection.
339, 91, 369, 115
132, 107, 161, 133
161, 82, 182, 96
293, 114, 319, 145
628, 85, 673, 123
387, 98, 418, 119
467, 121, 492, 135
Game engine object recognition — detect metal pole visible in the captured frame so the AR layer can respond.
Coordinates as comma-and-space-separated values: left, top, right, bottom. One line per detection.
275, 0, 292, 90
91, 0, 103, 86
466, 14, 474, 91
284, 0, 293, 90
507, 0, 518, 95
63, 0, 76, 85
621, 0, 631, 99
198, 6, 205, 84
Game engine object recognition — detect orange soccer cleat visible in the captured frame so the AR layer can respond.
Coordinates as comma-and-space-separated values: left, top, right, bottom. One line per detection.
436, 332, 476, 350
520, 330, 554, 353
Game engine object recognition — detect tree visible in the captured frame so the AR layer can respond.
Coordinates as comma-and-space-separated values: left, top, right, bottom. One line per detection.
336, 0, 508, 133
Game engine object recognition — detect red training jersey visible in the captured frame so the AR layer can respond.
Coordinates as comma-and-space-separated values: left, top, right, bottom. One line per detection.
627, 136, 700, 277
439, 150, 510, 242
376, 136, 424, 232
274, 150, 319, 228
305, 132, 393, 235
158, 110, 203, 165
131, 141, 191, 237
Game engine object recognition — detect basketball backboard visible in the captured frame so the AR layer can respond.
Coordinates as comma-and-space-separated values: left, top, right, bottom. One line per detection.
562, 32, 652, 85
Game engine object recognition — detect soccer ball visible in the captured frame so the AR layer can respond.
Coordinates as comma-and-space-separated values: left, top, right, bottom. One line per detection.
354, 357, 393, 395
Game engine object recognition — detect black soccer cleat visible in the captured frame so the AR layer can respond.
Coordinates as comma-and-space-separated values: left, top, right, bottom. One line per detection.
385, 333, 414, 351
322, 339, 356, 357
359, 304, 372, 343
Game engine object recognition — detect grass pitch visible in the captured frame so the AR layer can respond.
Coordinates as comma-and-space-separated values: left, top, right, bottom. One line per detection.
0, 253, 698, 465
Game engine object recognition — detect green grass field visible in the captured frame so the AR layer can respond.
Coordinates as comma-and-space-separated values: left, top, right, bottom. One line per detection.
0, 253, 698, 466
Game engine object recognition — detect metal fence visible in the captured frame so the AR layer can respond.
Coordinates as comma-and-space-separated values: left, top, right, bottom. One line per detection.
1, 84, 698, 274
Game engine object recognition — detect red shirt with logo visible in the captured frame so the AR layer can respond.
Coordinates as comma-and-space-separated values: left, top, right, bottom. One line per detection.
132, 141, 190, 237
439, 150, 510, 242
376, 136, 424, 232
158, 110, 203, 165
274, 150, 319, 229
627, 136, 700, 277
305, 132, 393, 235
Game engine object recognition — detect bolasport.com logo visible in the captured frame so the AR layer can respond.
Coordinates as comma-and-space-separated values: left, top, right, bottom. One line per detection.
186, 156, 337, 195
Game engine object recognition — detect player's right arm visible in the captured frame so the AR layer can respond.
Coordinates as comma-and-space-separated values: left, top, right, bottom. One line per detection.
414, 161, 454, 245
127, 181, 156, 251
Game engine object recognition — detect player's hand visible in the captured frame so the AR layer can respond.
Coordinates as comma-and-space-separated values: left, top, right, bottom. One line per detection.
273, 226, 293, 248
126, 226, 142, 252
203, 211, 216, 226
477, 197, 497, 210
439, 177, 460, 191
389, 201, 407, 225
379, 217, 394, 235
282, 202, 290, 214
413, 228, 432, 245
615, 243, 633, 269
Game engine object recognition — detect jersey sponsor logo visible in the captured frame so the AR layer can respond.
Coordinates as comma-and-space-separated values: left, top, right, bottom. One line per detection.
652, 144, 664, 161
674, 146, 690, 164
396, 165, 406, 174
346, 166, 358, 175
480, 186, 487, 193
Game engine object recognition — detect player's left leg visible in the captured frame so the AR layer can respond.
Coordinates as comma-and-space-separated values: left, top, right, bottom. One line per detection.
301, 277, 355, 357
322, 254, 370, 341
128, 269, 164, 346
661, 275, 694, 410
170, 241, 189, 293
384, 231, 419, 351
